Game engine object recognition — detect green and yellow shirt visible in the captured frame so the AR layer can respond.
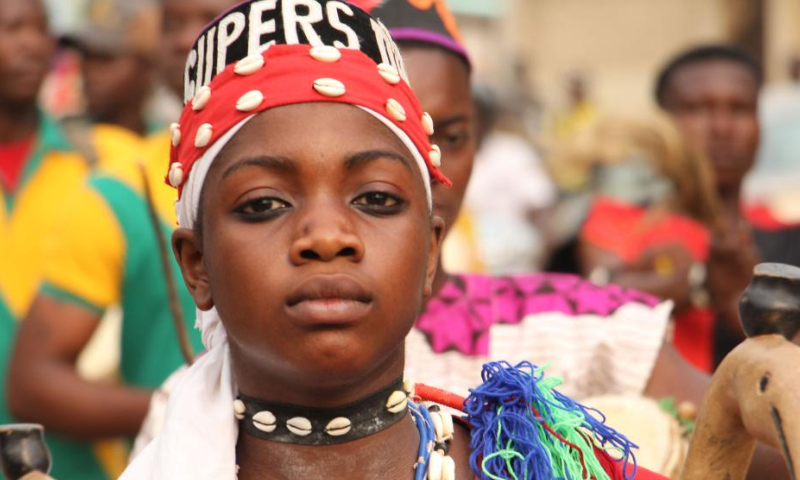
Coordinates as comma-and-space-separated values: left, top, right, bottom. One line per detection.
40, 130, 202, 480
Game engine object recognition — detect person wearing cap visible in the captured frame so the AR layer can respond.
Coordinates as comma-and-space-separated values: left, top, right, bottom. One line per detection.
5, 1, 242, 479
116, 2, 668, 479
135, 0, 695, 442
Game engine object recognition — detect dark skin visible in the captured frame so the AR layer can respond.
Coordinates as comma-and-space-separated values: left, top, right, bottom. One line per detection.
0, 0, 53, 143
6, 0, 240, 439
78, 49, 154, 135
399, 46, 476, 294
662, 60, 761, 342
172, 103, 468, 480
410, 46, 787, 479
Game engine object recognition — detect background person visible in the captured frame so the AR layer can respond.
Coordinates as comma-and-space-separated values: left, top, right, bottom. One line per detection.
6, 1, 242, 479
655, 44, 762, 365
61, 0, 160, 138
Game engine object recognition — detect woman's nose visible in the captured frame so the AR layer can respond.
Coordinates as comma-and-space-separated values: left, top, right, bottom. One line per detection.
289, 204, 365, 265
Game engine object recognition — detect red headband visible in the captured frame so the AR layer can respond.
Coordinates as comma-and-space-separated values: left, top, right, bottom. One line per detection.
167, 43, 450, 197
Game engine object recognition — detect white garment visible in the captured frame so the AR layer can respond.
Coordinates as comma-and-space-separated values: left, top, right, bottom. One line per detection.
464, 132, 556, 273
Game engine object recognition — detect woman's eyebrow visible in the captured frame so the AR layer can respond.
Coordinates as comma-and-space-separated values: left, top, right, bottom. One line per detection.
344, 149, 413, 173
434, 114, 469, 130
221, 155, 297, 181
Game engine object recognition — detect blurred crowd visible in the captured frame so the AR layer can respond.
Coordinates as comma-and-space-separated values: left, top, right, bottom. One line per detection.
1, 0, 799, 479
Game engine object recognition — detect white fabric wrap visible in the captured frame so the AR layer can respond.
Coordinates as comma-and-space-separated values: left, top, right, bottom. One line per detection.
121, 106, 432, 480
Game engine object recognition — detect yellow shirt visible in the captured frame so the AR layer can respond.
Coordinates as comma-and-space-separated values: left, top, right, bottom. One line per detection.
0, 115, 88, 321
43, 129, 180, 312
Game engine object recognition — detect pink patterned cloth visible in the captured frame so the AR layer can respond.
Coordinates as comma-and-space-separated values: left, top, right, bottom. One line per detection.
417, 273, 659, 356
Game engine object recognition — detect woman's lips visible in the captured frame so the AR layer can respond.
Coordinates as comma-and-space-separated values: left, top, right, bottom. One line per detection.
285, 275, 373, 325
285, 298, 372, 325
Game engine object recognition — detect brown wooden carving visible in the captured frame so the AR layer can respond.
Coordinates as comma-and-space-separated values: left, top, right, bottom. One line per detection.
682, 263, 800, 480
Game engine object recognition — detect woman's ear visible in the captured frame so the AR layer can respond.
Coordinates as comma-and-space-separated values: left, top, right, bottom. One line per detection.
172, 227, 214, 311
423, 215, 446, 297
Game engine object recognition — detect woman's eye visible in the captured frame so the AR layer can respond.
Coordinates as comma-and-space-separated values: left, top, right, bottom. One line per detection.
236, 197, 290, 215
352, 192, 403, 210
436, 130, 470, 150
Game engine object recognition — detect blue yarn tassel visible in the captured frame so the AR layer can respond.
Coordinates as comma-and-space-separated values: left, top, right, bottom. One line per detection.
465, 361, 638, 480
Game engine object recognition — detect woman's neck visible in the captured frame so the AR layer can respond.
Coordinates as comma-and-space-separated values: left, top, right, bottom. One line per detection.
236, 414, 421, 480
232, 345, 406, 408
0, 103, 38, 143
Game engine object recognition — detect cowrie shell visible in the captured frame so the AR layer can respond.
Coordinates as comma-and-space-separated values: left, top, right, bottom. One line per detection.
252, 411, 277, 433
286, 417, 313, 436
428, 450, 444, 480
192, 86, 211, 111
442, 455, 456, 480
168, 163, 183, 187
233, 399, 246, 420
377, 63, 401, 85
169, 123, 181, 146
385, 98, 406, 122
234, 54, 265, 75
309, 45, 341, 63
403, 379, 415, 396
440, 411, 454, 440
324, 417, 352, 437
236, 90, 264, 112
421, 112, 434, 136
195, 123, 213, 148
313, 78, 346, 97
386, 390, 408, 414
430, 412, 444, 441
429, 144, 442, 167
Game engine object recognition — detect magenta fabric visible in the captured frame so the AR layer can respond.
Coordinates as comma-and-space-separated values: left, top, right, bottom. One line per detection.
416, 273, 659, 356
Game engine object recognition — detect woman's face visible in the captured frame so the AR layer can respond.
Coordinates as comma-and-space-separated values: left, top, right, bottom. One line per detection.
174, 103, 443, 405
401, 46, 475, 236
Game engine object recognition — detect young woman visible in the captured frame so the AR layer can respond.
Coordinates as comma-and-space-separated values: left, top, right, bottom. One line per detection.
120, 2, 665, 479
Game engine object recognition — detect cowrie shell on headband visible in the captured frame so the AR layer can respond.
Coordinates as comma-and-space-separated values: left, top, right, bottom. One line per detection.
170, 123, 181, 146
168, 162, 184, 187
429, 144, 442, 167
377, 63, 401, 85
386, 98, 406, 122
421, 113, 434, 136
313, 78, 346, 98
236, 90, 264, 112
252, 411, 277, 433
192, 86, 211, 111
309, 45, 341, 63
195, 123, 213, 148
286, 417, 313, 436
234, 54, 265, 75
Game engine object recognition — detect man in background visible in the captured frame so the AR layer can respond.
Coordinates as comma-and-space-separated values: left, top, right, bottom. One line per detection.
655, 45, 762, 364
7, 1, 241, 479
62, 0, 160, 138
